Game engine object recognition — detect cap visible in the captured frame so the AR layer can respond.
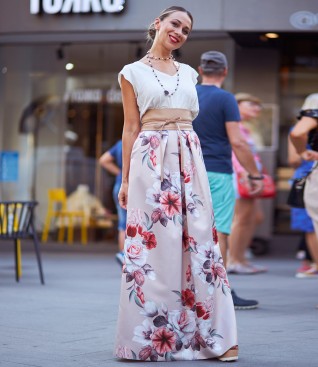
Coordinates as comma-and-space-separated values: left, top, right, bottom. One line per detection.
235, 93, 262, 105
200, 51, 228, 73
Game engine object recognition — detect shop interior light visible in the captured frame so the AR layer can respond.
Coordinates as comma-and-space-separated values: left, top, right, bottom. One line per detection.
265, 33, 279, 39
65, 63, 74, 71
1, 66, 8, 74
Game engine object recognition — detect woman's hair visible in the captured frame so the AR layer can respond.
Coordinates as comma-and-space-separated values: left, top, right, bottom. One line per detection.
147, 6, 193, 42
301, 93, 318, 110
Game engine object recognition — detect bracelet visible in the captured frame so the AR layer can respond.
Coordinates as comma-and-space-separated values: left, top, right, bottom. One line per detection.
248, 174, 264, 180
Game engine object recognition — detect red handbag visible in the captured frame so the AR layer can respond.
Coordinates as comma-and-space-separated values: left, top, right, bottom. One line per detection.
237, 171, 276, 199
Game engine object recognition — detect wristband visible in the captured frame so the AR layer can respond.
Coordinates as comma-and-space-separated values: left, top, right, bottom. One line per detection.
248, 174, 264, 180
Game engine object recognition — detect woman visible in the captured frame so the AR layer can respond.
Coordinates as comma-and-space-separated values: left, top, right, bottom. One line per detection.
290, 93, 318, 282
287, 135, 318, 278
228, 93, 266, 274
114, 6, 238, 362
99, 140, 126, 266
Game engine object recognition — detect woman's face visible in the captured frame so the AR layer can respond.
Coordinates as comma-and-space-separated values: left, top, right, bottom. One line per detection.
155, 11, 192, 50
238, 100, 262, 121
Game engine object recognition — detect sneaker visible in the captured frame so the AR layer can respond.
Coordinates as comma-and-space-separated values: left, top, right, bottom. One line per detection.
295, 263, 313, 277
295, 265, 318, 278
227, 263, 267, 275
231, 290, 259, 310
115, 251, 125, 267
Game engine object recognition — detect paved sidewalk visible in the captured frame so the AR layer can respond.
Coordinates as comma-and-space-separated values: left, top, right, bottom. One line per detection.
0, 239, 317, 367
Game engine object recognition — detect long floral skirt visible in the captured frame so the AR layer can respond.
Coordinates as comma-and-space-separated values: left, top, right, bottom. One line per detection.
114, 129, 237, 361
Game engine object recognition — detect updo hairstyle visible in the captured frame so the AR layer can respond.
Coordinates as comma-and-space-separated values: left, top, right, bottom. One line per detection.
147, 6, 193, 42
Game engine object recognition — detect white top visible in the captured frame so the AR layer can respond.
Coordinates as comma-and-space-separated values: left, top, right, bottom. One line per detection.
118, 61, 199, 120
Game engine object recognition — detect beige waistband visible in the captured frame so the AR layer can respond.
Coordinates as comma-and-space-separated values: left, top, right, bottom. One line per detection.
141, 108, 193, 131
140, 109, 193, 182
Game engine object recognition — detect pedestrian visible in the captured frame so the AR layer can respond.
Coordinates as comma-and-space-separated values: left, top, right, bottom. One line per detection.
290, 93, 318, 283
115, 7, 238, 362
228, 93, 267, 274
193, 51, 263, 309
287, 133, 317, 278
99, 140, 126, 266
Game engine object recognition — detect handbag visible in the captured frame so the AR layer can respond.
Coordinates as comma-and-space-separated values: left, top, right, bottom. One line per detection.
287, 162, 318, 208
237, 170, 276, 199
287, 176, 307, 208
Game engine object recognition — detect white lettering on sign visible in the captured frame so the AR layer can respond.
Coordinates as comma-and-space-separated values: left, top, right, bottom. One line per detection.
64, 89, 103, 103
30, 0, 126, 14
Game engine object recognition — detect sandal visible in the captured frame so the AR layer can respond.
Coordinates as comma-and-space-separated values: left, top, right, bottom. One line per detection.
218, 345, 239, 362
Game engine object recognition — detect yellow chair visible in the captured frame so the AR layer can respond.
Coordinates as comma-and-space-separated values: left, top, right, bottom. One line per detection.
41, 188, 88, 245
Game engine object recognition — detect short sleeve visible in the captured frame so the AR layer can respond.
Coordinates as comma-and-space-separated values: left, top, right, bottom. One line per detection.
118, 65, 137, 95
108, 141, 119, 158
224, 93, 241, 122
190, 66, 199, 85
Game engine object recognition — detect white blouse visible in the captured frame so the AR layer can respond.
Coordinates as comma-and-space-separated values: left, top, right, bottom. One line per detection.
118, 61, 199, 120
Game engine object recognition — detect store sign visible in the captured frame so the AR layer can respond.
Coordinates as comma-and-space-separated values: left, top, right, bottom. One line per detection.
290, 11, 318, 30
30, 0, 126, 14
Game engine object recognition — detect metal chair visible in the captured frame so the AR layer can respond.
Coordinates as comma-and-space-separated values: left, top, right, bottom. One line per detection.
0, 201, 45, 284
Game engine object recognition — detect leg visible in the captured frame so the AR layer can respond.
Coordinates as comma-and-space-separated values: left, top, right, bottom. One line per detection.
218, 232, 229, 267
118, 229, 125, 252
206, 172, 235, 266
305, 232, 318, 267
228, 198, 257, 265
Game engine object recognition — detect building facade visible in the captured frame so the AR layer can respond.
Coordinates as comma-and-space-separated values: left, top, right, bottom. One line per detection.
0, 0, 317, 230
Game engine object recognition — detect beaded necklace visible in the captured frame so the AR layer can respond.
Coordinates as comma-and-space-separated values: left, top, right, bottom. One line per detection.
146, 53, 180, 97
146, 50, 173, 61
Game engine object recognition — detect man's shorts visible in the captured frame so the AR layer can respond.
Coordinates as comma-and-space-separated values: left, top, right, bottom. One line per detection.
207, 171, 235, 235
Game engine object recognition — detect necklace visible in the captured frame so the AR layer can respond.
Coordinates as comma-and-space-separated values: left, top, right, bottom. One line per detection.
146, 51, 173, 61
146, 54, 180, 97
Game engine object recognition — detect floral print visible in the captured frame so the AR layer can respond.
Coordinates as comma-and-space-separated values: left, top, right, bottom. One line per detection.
115, 129, 237, 361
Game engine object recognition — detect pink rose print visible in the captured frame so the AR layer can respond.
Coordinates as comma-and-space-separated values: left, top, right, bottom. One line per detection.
116, 346, 132, 359
142, 231, 157, 250
150, 135, 160, 149
181, 288, 196, 308
212, 263, 226, 279
186, 264, 192, 282
134, 270, 145, 286
127, 224, 137, 238
151, 327, 176, 355
159, 191, 181, 218
196, 302, 211, 320
150, 150, 157, 166
182, 230, 198, 252
127, 209, 143, 235
212, 227, 218, 243
125, 238, 148, 272
136, 286, 145, 304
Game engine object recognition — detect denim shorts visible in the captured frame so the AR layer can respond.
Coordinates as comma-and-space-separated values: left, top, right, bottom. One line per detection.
113, 183, 127, 231
207, 172, 235, 235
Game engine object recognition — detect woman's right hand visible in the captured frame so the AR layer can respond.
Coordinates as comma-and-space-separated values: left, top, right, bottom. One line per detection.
118, 182, 129, 209
300, 150, 318, 161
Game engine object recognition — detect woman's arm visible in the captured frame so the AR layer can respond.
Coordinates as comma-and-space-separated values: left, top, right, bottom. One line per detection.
290, 116, 318, 161
118, 76, 141, 209
99, 152, 121, 176
287, 135, 301, 168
